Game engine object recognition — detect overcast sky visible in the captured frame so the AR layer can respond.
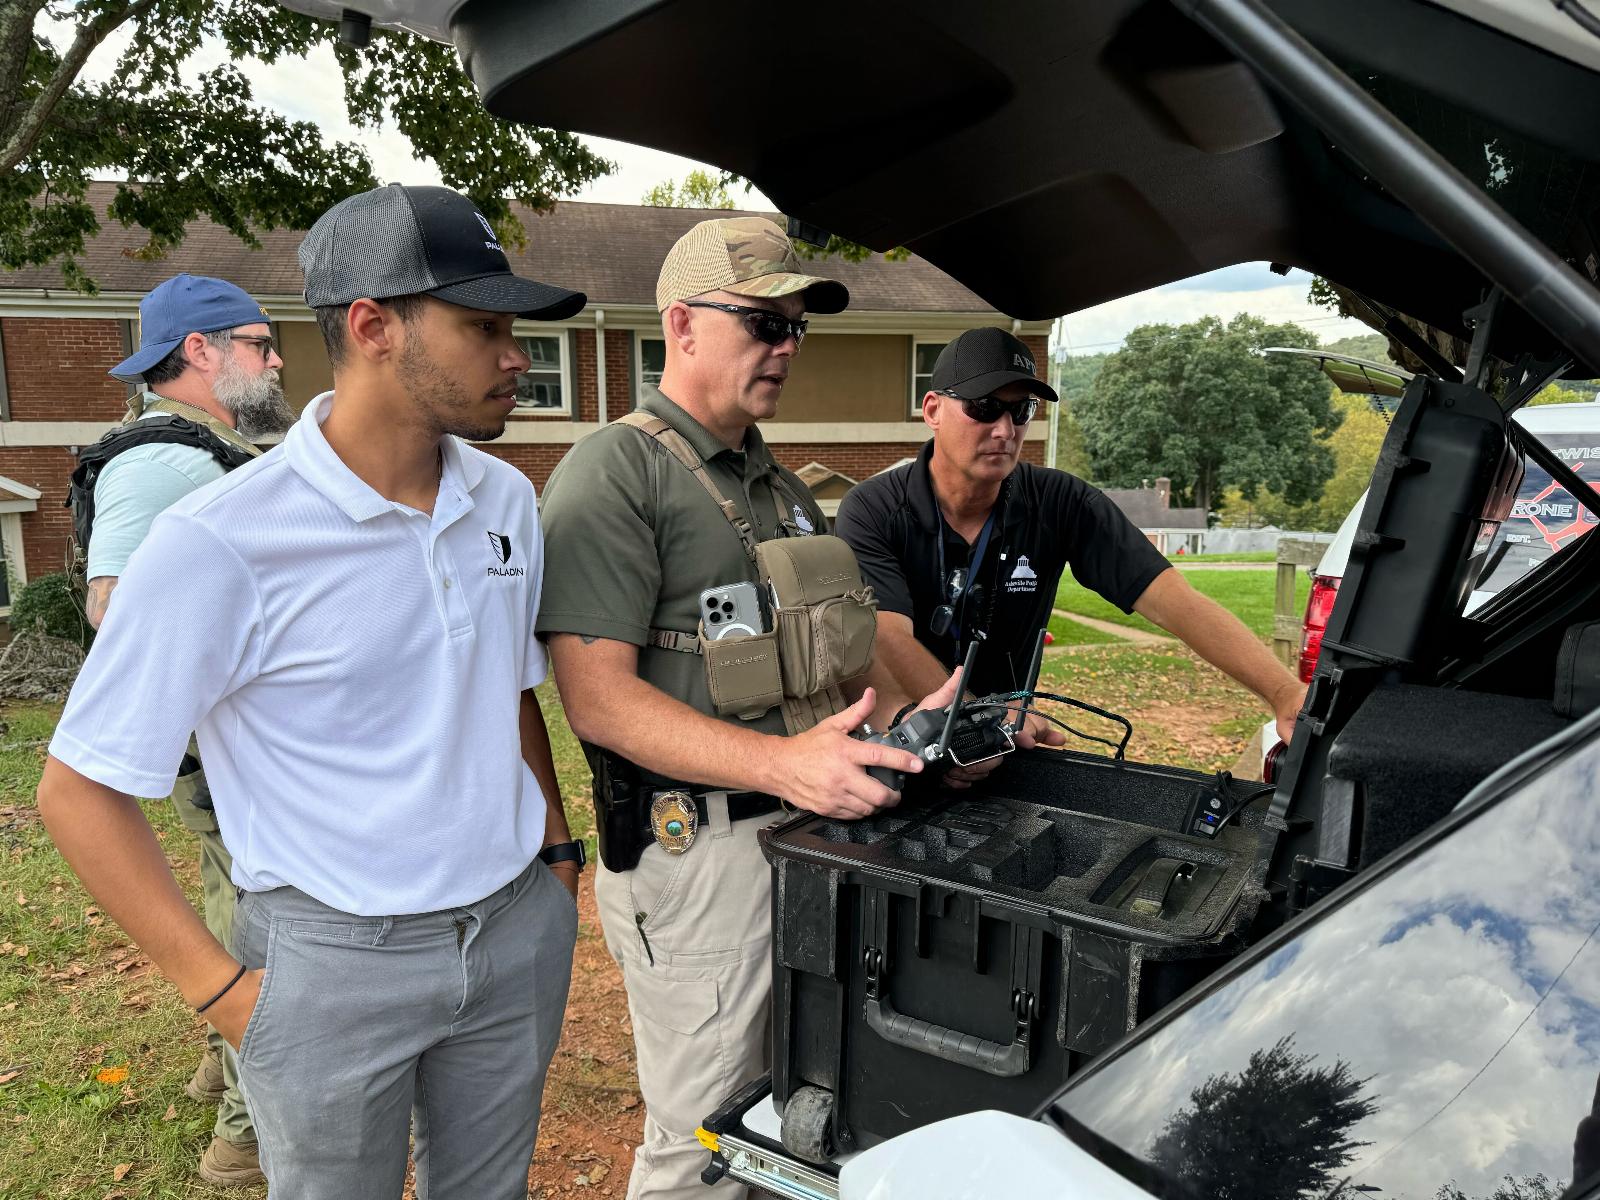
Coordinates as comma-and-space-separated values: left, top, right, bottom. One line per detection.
51, 20, 1370, 350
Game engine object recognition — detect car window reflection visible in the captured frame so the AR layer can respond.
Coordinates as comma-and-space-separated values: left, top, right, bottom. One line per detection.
1057, 732, 1600, 1200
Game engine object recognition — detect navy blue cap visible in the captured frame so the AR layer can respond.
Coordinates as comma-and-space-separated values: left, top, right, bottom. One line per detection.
109, 274, 272, 383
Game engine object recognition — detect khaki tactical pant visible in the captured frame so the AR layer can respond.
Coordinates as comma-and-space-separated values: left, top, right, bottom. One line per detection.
169, 746, 254, 1145
595, 798, 779, 1200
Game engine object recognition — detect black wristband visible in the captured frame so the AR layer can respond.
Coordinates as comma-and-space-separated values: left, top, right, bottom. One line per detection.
539, 840, 587, 870
891, 703, 917, 727
196, 962, 247, 1015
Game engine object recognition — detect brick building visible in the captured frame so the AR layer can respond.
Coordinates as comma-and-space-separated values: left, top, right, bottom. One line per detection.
0, 185, 1051, 607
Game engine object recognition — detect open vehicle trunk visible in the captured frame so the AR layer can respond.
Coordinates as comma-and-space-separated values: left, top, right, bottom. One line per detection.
281, 0, 1600, 1189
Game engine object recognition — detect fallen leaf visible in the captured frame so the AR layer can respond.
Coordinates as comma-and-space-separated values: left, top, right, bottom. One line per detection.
94, 1065, 128, 1085
590, 1163, 611, 1183
112, 1163, 132, 1181
1, 1002, 15, 1012
162, 1103, 177, 1121
0, 1069, 22, 1085
11, 945, 27, 958
14, 891, 25, 905
120, 994, 149, 1010
620, 1093, 640, 1110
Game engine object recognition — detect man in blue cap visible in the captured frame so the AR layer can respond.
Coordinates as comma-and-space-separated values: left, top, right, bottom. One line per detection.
74, 271, 291, 1185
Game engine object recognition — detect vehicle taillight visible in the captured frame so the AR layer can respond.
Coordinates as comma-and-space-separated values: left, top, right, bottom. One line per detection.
1263, 738, 1286, 785
1297, 574, 1340, 683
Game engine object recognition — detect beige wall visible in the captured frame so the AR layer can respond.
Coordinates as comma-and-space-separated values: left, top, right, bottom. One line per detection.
778, 334, 910, 423
278, 321, 334, 414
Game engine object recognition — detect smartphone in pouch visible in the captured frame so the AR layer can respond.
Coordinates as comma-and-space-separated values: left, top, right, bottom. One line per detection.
700, 581, 764, 639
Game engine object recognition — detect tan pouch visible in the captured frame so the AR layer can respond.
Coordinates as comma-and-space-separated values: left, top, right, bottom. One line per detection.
701, 622, 784, 720
758, 535, 878, 697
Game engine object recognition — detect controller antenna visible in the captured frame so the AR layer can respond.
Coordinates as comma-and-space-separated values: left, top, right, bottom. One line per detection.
936, 637, 983, 759
1008, 627, 1049, 734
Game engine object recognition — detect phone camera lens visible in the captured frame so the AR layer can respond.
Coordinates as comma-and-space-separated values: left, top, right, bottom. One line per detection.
722, 601, 734, 614
709, 611, 722, 623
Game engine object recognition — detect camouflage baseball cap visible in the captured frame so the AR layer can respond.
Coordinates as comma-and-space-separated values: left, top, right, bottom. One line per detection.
656, 216, 849, 314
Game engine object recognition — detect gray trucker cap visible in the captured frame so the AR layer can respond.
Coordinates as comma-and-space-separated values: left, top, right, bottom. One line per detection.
298, 183, 586, 320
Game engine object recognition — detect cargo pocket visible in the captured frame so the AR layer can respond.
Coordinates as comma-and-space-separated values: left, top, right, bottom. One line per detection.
701, 623, 783, 720
628, 969, 719, 1038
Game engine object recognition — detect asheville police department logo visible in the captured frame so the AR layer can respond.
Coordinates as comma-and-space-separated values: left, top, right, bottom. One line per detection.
1006, 554, 1038, 594
487, 532, 524, 577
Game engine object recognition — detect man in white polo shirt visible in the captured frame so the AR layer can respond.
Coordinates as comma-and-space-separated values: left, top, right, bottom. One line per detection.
38, 183, 588, 1199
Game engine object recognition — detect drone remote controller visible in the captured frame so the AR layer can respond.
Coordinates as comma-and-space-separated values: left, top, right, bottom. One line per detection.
853, 637, 1018, 791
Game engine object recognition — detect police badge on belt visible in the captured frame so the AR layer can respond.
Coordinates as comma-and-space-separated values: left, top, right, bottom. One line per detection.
650, 791, 698, 854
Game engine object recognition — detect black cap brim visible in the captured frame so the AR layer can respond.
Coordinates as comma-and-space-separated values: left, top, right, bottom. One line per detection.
426, 272, 588, 321
947, 369, 1060, 404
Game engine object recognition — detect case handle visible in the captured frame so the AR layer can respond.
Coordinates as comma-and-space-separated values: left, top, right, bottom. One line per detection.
860, 939, 1040, 1078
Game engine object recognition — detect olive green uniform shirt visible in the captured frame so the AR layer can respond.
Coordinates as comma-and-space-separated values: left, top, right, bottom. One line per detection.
536, 386, 828, 742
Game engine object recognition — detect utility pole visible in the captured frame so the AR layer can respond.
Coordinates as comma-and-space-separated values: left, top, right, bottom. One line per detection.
1047, 316, 1064, 469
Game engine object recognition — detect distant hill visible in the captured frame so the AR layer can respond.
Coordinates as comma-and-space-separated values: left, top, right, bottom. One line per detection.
1318, 332, 1392, 362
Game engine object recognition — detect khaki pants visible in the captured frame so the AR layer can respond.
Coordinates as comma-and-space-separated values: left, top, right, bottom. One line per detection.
169, 754, 254, 1145
595, 798, 779, 1200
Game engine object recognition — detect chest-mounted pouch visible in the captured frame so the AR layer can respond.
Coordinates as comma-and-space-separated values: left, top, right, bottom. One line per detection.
758, 534, 877, 700
618, 409, 874, 733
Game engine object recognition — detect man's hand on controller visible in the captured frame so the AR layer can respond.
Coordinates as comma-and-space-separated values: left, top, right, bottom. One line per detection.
772, 688, 925, 819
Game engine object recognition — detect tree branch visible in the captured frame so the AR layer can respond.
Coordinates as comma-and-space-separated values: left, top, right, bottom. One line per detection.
0, 0, 156, 176
0, 0, 50, 136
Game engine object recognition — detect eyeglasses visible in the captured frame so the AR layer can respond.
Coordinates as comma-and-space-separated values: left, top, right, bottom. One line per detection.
682, 300, 807, 348
944, 390, 1041, 425
229, 334, 276, 363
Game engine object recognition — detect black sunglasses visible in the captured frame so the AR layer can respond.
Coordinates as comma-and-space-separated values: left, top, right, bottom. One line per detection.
229, 334, 276, 362
683, 300, 807, 348
943, 390, 1041, 425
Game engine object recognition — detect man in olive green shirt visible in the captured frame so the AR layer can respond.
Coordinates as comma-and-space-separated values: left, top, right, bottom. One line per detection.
538, 217, 944, 1200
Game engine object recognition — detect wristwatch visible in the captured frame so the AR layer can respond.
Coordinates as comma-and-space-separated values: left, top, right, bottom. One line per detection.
538, 840, 587, 871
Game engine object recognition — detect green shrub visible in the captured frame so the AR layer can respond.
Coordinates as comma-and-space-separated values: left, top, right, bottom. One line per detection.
8, 572, 94, 650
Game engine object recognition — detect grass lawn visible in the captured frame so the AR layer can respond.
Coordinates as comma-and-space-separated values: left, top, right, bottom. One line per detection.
1056, 567, 1313, 640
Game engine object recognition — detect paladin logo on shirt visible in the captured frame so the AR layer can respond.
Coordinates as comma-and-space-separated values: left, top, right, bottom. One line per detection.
1005, 554, 1039, 594
486, 531, 524, 577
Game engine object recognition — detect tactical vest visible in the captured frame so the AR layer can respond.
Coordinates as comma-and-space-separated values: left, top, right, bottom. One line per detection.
65, 397, 261, 591
616, 411, 877, 734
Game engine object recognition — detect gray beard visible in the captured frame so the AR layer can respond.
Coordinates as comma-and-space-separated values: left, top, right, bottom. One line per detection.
215, 358, 293, 439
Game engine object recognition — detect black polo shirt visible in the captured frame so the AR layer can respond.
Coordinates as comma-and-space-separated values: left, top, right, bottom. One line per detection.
835, 442, 1171, 697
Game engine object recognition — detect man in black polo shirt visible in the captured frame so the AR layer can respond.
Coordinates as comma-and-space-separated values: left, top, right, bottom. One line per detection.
835, 327, 1306, 764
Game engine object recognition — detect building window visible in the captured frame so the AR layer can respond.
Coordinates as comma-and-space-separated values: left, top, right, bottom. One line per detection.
515, 333, 568, 413
911, 339, 947, 417
637, 334, 665, 398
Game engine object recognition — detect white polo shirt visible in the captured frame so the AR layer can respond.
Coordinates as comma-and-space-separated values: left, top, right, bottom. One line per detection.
50, 391, 550, 916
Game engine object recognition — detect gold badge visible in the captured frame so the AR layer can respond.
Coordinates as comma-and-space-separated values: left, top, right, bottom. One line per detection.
650, 791, 698, 855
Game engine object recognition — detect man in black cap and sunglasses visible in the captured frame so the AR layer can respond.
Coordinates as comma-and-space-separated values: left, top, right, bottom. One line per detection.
837, 326, 1307, 770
